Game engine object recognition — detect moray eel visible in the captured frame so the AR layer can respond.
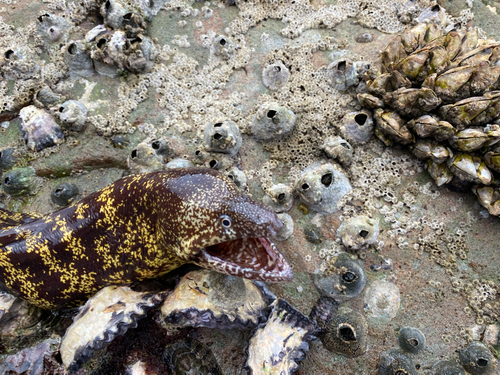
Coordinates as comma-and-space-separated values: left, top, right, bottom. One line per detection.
0, 168, 292, 309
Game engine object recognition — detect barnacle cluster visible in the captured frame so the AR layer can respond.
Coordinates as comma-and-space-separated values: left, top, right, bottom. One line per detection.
359, 22, 500, 216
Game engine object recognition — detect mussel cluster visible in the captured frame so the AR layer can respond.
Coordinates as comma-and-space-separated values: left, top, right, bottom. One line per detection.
359, 23, 500, 216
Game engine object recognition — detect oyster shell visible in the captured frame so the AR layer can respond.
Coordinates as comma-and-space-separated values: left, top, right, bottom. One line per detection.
245, 298, 315, 375
161, 269, 275, 330
60, 285, 163, 372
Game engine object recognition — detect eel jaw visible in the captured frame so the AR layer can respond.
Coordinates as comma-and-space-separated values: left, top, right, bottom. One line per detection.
193, 237, 293, 282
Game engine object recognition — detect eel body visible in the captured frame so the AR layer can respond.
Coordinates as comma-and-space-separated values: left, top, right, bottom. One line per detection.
0, 168, 292, 309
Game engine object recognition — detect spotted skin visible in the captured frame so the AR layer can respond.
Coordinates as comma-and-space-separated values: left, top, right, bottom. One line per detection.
0, 168, 290, 309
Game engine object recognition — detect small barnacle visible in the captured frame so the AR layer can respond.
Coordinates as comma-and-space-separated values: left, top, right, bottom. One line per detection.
458, 342, 497, 374
406, 115, 456, 141
204, 120, 242, 156
226, 167, 247, 190
295, 162, 352, 214
60, 286, 163, 373
357, 93, 384, 109
63, 41, 94, 79
128, 141, 164, 174
111, 134, 130, 148
51, 183, 80, 206
210, 35, 238, 59
165, 158, 194, 168
36, 13, 73, 44
304, 225, 322, 244
398, 327, 426, 354
355, 32, 374, 43
57, 100, 88, 132
378, 349, 417, 375
340, 110, 374, 145
262, 60, 290, 90
262, 183, 294, 213
411, 139, 453, 164
251, 102, 297, 141
246, 298, 316, 374
320, 136, 353, 166
1, 167, 37, 197
311, 299, 368, 358
313, 253, 367, 302
151, 139, 170, 157
326, 59, 358, 92
276, 213, 294, 241
373, 109, 414, 146
430, 360, 465, 375
163, 338, 222, 375
337, 215, 379, 251
161, 269, 275, 330
0, 148, 17, 173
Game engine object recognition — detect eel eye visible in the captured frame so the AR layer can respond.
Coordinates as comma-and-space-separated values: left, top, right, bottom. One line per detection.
220, 215, 232, 228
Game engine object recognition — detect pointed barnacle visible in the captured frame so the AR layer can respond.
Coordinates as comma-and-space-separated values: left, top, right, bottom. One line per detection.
357, 93, 384, 109
60, 285, 163, 373
367, 71, 411, 98
163, 338, 222, 375
427, 159, 454, 187
398, 327, 426, 354
484, 147, 500, 172
395, 48, 429, 81
210, 35, 238, 60
51, 183, 80, 206
311, 299, 368, 358
63, 41, 94, 78
313, 253, 367, 301
411, 139, 453, 164
430, 360, 465, 375
378, 36, 407, 73
378, 349, 417, 375
388, 87, 441, 117
19, 105, 64, 152
0, 148, 17, 173
373, 109, 414, 145
276, 213, 294, 241
245, 298, 316, 374
447, 154, 492, 185
227, 167, 247, 190
262, 60, 290, 91
472, 185, 496, 210
337, 216, 379, 251
251, 102, 297, 141
400, 24, 428, 53
448, 127, 496, 152
434, 65, 476, 103
340, 110, 374, 145
128, 141, 164, 174
295, 162, 352, 214
204, 120, 242, 156
407, 115, 456, 141
320, 136, 353, 167
327, 59, 358, 92
36, 13, 73, 44
262, 183, 294, 213
161, 269, 275, 330
458, 342, 497, 374
57, 100, 88, 132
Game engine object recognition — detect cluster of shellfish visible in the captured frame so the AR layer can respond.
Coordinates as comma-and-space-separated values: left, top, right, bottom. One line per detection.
357, 22, 500, 216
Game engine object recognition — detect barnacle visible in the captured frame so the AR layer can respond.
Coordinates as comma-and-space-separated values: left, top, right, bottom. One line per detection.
313, 253, 367, 302
276, 213, 294, 241
320, 136, 354, 167
295, 161, 352, 214
226, 167, 247, 190
19, 106, 64, 152
63, 41, 94, 79
204, 120, 242, 156
337, 215, 379, 251
57, 100, 88, 132
128, 141, 164, 174
262, 60, 290, 91
340, 110, 375, 144
398, 326, 426, 354
310, 297, 368, 358
0, 148, 17, 173
378, 349, 416, 375
262, 183, 294, 213
458, 342, 498, 375
251, 102, 297, 141
60, 285, 163, 372
160, 269, 275, 330
51, 183, 80, 206
1, 167, 37, 197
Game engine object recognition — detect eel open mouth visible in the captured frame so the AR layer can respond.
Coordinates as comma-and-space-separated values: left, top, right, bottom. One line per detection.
194, 237, 293, 282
